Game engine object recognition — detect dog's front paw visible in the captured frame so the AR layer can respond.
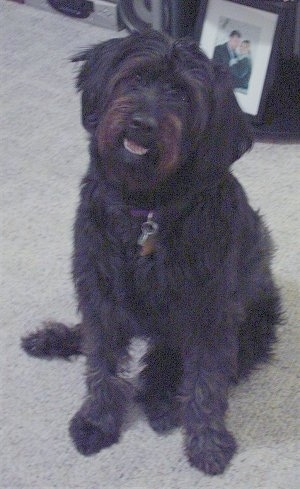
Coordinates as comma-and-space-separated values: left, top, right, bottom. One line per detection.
69, 410, 121, 456
185, 428, 237, 475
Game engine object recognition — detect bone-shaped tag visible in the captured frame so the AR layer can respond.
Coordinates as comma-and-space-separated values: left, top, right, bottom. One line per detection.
138, 213, 158, 256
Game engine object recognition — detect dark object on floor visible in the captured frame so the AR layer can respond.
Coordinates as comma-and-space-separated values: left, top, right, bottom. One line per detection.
118, 0, 199, 38
253, 57, 300, 141
22, 31, 282, 476
47, 0, 94, 18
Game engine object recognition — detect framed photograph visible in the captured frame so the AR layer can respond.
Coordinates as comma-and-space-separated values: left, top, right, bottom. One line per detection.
194, 0, 286, 123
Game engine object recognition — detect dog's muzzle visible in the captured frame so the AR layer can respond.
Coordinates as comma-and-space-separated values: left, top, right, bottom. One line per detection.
123, 112, 159, 157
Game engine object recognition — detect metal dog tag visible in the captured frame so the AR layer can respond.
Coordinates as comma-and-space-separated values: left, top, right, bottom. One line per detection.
138, 212, 158, 254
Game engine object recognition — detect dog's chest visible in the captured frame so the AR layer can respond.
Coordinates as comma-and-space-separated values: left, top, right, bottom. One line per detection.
125, 219, 203, 308
104, 204, 228, 310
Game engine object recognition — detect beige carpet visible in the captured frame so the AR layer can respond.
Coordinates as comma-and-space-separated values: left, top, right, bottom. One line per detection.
1, 2, 299, 488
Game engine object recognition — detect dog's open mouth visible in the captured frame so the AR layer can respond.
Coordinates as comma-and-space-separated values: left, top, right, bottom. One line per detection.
124, 138, 149, 156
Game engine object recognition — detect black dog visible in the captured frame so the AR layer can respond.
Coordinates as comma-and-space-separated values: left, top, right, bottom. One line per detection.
22, 31, 282, 475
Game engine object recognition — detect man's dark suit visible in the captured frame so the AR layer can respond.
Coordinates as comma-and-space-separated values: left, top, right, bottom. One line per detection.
213, 42, 235, 65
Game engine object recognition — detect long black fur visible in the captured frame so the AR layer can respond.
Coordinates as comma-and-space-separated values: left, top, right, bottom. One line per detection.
22, 31, 282, 475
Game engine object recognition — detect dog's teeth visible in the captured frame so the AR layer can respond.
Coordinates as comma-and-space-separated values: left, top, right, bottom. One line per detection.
124, 139, 149, 156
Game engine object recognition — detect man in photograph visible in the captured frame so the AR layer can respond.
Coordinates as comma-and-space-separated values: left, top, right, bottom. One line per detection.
213, 30, 241, 65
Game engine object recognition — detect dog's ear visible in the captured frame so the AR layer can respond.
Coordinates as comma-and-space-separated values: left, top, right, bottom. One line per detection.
212, 62, 252, 162
173, 39, 252, 184
200, 62, 253, 182
72, 38, 125, 132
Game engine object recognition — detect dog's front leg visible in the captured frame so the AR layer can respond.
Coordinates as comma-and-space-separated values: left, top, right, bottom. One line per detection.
181, 340, 237, 475
69, 328, 132, 456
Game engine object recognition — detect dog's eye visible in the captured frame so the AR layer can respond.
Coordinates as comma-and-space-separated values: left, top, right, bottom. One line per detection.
166, 85, 189, 103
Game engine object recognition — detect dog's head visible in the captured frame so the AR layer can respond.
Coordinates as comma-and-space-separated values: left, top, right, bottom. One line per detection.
73, 31, 252, 192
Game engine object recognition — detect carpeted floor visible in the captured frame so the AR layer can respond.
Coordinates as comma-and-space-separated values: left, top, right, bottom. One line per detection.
1, 2, 299, 488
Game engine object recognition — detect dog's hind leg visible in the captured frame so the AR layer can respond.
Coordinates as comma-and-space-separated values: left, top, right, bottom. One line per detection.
21, 322, 82, 359
237, 283, 281, 378
137, 343, 183, 433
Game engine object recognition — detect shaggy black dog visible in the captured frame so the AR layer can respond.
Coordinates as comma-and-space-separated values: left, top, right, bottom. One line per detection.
22, 31, 282, 475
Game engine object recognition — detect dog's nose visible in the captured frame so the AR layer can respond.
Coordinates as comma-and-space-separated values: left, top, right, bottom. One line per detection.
130, 113, 158, 133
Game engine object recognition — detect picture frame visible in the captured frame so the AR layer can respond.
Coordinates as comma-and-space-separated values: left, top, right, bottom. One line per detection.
194, 0, 286, 123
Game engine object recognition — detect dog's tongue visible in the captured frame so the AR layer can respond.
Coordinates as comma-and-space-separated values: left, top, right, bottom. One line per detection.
124, 138, 149, 156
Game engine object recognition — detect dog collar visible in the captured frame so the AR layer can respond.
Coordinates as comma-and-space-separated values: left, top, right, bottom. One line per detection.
130, 208, 154, 218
